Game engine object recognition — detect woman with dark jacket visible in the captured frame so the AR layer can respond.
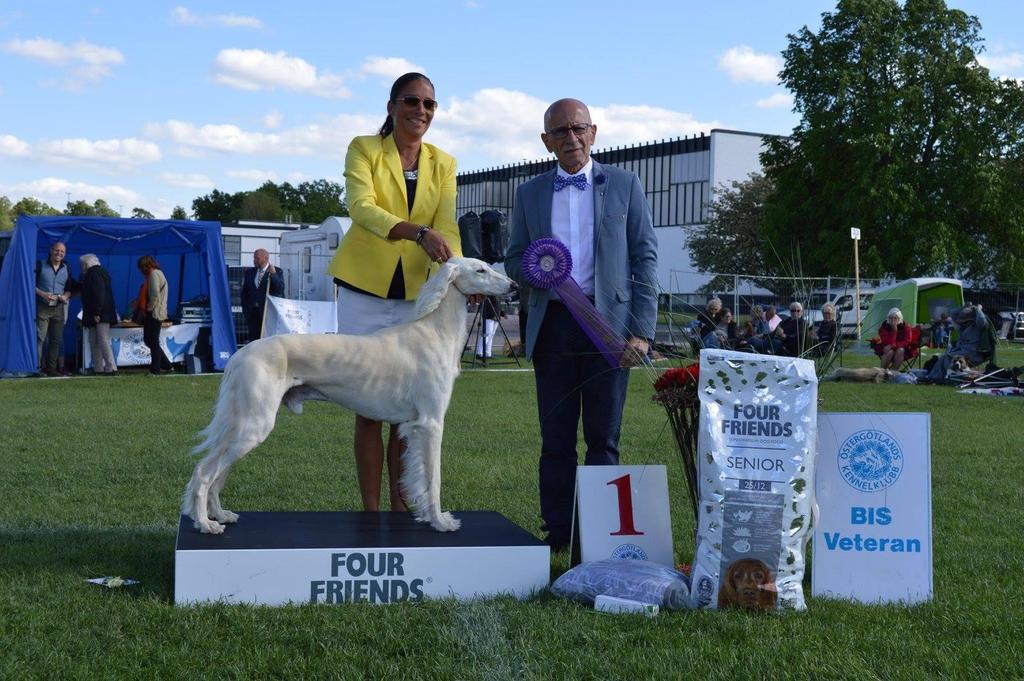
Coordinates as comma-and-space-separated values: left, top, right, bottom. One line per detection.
79, 254, 118, 375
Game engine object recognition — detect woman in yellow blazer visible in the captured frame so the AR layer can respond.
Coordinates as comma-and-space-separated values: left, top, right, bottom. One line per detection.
328, 72, 461, 513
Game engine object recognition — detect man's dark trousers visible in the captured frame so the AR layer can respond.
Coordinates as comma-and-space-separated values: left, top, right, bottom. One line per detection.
531, 301, 629, 542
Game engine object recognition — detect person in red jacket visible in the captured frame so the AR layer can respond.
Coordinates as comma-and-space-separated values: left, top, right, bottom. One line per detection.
874, 308, 911, 370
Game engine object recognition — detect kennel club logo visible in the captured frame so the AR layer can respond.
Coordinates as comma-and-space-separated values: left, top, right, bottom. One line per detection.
838, 429, 904, 492
309, 552, 425, 604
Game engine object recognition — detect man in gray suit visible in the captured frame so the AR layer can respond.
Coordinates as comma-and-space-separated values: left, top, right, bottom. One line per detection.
505, 98, 658, 551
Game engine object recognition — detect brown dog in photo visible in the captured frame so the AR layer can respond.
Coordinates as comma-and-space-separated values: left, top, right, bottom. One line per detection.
718, 558, 778, 610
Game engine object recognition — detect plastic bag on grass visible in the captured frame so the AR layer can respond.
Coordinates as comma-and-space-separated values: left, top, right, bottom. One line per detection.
550, 559, 690, 610
689, 349, 818, 612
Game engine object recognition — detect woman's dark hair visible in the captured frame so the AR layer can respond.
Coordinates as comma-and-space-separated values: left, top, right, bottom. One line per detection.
138, 255, 161, 272
379, 72, 434, 137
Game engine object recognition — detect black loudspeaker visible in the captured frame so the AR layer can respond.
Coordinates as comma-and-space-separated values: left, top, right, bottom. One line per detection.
480, 210, 508, 264
458, 211, 483, 260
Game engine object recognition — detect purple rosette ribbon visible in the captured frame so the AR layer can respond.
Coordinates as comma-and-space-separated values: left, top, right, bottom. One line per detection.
522, 238, 625, 368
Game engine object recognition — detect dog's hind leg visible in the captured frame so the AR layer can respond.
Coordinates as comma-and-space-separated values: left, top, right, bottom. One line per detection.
400, 418, 460, 532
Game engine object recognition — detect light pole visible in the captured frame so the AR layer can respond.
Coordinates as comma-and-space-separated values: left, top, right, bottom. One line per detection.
851, 227, 862, 341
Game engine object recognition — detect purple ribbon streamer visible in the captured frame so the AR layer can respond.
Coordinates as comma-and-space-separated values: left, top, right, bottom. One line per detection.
522, 238, 625, 368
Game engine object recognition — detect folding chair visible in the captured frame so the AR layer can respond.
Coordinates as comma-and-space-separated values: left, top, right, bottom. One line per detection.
898, 325, 923, 372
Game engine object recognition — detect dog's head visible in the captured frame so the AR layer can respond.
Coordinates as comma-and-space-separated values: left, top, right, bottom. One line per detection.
718, 558, 777, 611
415, 257, 515, 317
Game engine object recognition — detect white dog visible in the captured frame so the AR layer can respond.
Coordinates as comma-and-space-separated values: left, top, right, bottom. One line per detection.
182, 257, 514, 535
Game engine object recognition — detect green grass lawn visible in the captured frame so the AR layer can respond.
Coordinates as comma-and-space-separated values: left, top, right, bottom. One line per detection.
2, 344, 1023, 679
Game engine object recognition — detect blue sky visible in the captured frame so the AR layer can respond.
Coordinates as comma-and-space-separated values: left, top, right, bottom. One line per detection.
2, 1, 1022, 218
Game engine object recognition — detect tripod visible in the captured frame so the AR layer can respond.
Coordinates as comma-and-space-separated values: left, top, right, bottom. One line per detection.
463, 295, 521, 368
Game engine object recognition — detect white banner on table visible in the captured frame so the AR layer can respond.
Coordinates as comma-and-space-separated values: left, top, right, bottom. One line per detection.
575, 465, 674, 568
265, 295, 338, 336
813, 413, 932, 604
84, 323, 203, 369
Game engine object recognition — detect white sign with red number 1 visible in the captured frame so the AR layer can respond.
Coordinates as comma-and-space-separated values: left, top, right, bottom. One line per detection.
574, 465, 674, 567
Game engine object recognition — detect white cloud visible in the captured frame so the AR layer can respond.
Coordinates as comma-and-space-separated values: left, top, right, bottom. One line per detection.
145, 88, 721, 170
0, 133, 30, 156
226, 169, 279, 182
360, 56, 426, 81
172, 6, 262, 29
2, 37, 123, 84
171, 6, 263, 29
978, 51, 1024, 77
159, 172, 214, 189
145, 113, 379, 158
430, 88, 721, 165
263, 110, 283, 129
212, 48, 349, 98
0, 177, 142, 208
755, 92, 793, 109
36, 137, 162, 169
718, 45, 782, 84
592, 104, 722, 146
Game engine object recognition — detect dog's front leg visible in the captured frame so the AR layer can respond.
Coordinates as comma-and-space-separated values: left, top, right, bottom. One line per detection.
422, 421, 460, 532
400, 418, 460, 532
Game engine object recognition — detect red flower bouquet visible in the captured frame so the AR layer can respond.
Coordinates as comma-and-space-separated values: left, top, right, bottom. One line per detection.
652, 362, 701, 521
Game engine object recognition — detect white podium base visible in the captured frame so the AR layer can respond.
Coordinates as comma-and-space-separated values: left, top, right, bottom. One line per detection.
175, 511, 549, 606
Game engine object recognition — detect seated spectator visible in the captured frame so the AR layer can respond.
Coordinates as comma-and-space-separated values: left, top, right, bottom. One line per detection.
716, 308, 739, 349
777, 302, 809, 357
932, 311, 952, 349
746, 305, 780, 353
873, 308, 911, 370
812, 303, 839, 355
696, 297, 724, 349
926, 304, 989, 381
765, 305, 782, 332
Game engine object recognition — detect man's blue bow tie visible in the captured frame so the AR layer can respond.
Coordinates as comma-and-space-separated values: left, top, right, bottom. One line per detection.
553, 173, 588, 192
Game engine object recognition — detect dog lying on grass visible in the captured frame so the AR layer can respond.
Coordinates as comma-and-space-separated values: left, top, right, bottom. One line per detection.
821, 367, 899, 383
182, 258, 515, 534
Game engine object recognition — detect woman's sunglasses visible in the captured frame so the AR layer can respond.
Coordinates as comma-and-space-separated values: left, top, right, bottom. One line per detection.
396, 95, 438, 111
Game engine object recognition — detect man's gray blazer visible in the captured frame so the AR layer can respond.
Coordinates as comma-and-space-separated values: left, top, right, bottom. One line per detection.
505, 161, 658, 358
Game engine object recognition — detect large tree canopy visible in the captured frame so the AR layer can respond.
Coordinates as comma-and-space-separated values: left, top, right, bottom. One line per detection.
761, 0, 1024, 282
191, 180, 347, 224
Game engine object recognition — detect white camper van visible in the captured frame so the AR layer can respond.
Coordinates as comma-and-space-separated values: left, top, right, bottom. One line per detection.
278, 216, 352, 301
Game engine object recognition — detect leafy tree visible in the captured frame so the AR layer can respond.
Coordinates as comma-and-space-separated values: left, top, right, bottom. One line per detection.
131, 207, 155, 219
192, 189, 242, 223
238, 190, 284, 221
170, 206, 189, 220
686, 173, 780, 290
761, 0, 1024, 282
0, 196, 12, 230
65, 199, 118, 217
12, 196, 61, 217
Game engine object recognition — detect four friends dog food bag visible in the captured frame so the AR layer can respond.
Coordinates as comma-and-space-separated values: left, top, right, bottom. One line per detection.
688, 349, 818, 611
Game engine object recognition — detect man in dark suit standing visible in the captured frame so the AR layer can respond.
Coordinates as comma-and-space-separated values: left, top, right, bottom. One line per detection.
240, 248, 284, 342
505, 98, 658, 551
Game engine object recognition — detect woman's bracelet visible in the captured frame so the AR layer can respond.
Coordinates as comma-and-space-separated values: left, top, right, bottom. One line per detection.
415, 225, 431, 246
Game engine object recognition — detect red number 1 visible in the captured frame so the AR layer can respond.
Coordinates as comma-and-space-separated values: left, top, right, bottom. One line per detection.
607, 474, 644, 536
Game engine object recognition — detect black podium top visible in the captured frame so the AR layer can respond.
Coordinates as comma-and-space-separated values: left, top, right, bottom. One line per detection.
176, 511, 544, 551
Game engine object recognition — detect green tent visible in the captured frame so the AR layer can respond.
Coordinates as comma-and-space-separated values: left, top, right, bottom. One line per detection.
859, 278, 964, 341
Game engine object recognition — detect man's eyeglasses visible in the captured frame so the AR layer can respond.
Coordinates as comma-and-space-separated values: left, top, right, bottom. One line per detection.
396, 95, 438, 111
790, 308, 802, 313
546, 123, 593, 140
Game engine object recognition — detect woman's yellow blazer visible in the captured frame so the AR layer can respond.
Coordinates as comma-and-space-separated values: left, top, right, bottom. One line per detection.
328, 133, 461, 299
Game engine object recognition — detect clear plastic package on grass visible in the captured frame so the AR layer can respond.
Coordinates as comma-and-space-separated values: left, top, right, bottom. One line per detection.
550, 558, 690, 610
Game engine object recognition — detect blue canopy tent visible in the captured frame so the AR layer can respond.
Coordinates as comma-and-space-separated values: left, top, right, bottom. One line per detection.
0, 215, 236, 375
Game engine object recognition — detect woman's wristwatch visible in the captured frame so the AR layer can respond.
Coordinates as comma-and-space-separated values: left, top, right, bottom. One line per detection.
415, 225, 431, 246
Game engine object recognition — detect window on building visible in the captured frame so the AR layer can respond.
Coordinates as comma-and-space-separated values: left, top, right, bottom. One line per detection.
223, 235, 241, 266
